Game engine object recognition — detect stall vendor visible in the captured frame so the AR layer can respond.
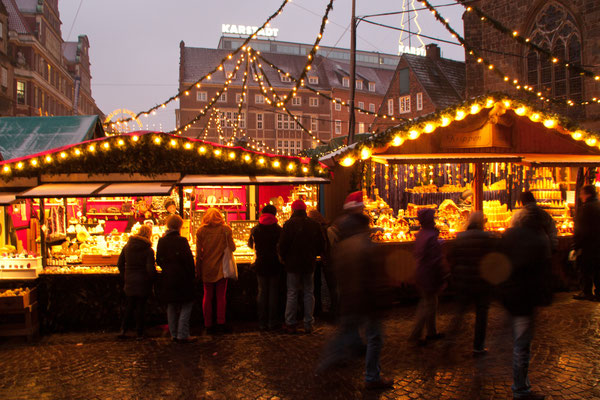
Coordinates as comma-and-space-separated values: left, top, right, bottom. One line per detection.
161, 198, 179, 225
125, 197, 158, 232
457, 189, 473, 211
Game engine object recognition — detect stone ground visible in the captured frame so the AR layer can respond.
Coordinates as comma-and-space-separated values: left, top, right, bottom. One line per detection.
0, 292, 599, 400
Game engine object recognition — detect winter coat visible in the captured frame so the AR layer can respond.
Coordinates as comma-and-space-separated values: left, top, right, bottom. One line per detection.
196, 224, 236, 283
499, 226, 552, 316
511, 203, 557, 253
574, 198, 600, 264
248, 213, 283, 276
332, 212, 389, 316
156, 230, 196, 303
413, 227, 447, 294
448, 228, 496, 297
278, 210, 325, 274
117, 235, 157, 297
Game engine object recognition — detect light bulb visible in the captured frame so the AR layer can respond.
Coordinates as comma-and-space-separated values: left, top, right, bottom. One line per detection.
340, 156, 355, 167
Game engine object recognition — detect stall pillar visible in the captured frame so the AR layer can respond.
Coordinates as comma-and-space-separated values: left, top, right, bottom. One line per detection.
248, 185, 256, 220
473, 162, 483, 212
39, 198, 46, 268
178, 186, 184, 217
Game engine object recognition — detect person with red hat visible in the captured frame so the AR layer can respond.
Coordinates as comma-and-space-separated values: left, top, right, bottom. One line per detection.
278, 199, 325, 334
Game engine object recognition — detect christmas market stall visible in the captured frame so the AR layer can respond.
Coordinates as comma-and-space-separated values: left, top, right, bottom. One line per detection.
321, 94, 600, 288
0, 131, 329, 332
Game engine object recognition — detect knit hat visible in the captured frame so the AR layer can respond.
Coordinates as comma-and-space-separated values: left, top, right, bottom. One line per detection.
261, 204, 277, 215
291, 200, 306, 211
343, 191, 364, 210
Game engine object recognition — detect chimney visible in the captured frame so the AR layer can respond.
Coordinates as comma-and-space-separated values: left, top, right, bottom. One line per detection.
426, 43, 440, 60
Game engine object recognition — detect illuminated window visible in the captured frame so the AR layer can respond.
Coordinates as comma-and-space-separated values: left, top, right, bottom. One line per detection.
16, 81, 25, 104
399, 95, 411, 114
358, 122, 365, 132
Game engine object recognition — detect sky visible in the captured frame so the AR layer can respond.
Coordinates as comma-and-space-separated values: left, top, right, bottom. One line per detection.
58, 0, 466, 132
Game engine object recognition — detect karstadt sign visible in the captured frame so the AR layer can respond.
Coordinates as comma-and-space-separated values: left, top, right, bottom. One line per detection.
222, 24, 279, 38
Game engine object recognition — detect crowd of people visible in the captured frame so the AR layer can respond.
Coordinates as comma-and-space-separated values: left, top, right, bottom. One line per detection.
116, 185, 600, 399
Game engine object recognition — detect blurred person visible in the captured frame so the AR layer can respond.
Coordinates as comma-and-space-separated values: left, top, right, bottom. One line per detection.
500, 218, 553, 400
196, 208, 236, 334
573, 184, 600, 301
307, 209, 337, 319
278, 200, 325, 334
447, 211, 496, 355
511, 191, 557, 251
457, 189, 473, 211
408, 208, 448, 346
117, 224, 157, 340
248, 205, 284, 331
157, 215, 197, 343
317, 191, 393, 390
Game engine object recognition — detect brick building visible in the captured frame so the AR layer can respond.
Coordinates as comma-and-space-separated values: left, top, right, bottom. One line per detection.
0, 0, 102, 117
0, 2, 13, 116
371, 43, 465, 133
463, 0, 600, 130
177, 40, 395, 154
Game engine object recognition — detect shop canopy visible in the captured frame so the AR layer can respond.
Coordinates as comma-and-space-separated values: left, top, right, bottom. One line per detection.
0, 116, 104, 162
321, 93, 600, 167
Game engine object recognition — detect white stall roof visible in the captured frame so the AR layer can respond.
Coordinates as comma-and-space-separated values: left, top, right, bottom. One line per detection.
97, 182, 175, 196
0, 193, 19, 205
17, 183, 104, 198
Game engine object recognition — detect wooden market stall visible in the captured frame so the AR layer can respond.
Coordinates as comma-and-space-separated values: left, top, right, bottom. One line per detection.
321, 94, 600, 288
0, 131, 329, 332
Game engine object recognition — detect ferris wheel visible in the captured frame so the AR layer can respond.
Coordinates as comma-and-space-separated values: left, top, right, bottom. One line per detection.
104, 108, 143, 134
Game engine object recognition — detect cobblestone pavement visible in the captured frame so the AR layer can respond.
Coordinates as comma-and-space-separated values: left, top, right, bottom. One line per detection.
0, 292, 599, 400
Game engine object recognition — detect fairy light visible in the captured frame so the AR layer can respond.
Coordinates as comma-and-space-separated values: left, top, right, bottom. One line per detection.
199, 146, 207, 154
118, 139, 125, 146
228, 152, 236, 159
408, 130, 420, 140
571, 131, 583, 140
45, 155, 52, 163
2, 165, 9, 173
74, 149, 81, 156
515, 107, 526, 116
258, 157, 265, 165
392, 136, 404, 146
455, 110, 466, 120
470, 104, 480, 114
102, 142, 110, 150
585, 137, 597, 146
60, 152, 67, 159
214, 149, 222, 156
441, 116, 451, 127
31, 159, 37, 166
132, 135, 139, 142
424, 123, 435, 133
340, 156, 356, 167
360, 148, 372, 160
184, 142, 192, 150
16, 162, 23, 169
170, 139, 177, 147
543, 119, 556, 129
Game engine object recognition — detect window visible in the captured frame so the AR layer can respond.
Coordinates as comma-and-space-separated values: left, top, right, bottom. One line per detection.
1, 67, 7, 88
416, 92, 423, 111
197, 91, 207, 102
399, 68, 410, 94
368, 82, 375, 92
311, 116, 318, 132
309, 97, 319, 107
387, 98, 394, 116
277, 113, 298, 130
0, 22, 4, 39
308, 76, 319, 85
526, 3, 582, 105
16, 81, 25, 104
342, 77, 350, 87
235, 93, 242, 104
292, 96, 301, 106
334, 98, 342, 111
355, 80, 363, 90
369, 103, 375, 113
256, 113, 263, 129
399, 95, 411, 114
358, 101, 364, 113
219, 111, 245, 128
280, 74, 292, 83
218, 93, 227, 102
335, 120, 342, 135
277, 138, 302, 155
358, 122, 365, 132
238, 112, 246, 128
255, 94, 264, 104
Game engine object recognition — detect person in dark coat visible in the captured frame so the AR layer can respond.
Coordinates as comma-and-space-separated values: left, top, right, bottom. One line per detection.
156, 215, 196, 343
408, 208, 448, 345
500, 220, 552, 400
447, 211, 496, 354
318, 191, 393, 390
573, 184, 600, 300
248, 204, 284, 330
278, 200, 325, 333
308, 209, 337, 319
117, 224, 157, 340
512, 191, 557, 251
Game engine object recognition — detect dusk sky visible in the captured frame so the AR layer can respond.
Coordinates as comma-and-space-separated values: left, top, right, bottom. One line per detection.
58, 0, 466, 132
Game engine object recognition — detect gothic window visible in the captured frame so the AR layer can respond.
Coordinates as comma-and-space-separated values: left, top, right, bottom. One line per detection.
526, 2, 582, 102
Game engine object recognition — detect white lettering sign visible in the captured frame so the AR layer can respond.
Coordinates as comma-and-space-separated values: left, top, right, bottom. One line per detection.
222, 24, 279, 38
398, 44, 426, 57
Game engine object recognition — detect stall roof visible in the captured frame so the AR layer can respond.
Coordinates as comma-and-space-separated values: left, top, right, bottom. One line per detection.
0, 116, 104, 161
0, 193, 19, 205
521, 154, 600, 167
372, 153, 523, 164
178, 175, 330, 186
97, 182, 176, 197
17, 183, 105, 198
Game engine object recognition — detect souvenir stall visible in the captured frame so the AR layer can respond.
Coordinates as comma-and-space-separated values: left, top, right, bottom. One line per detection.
321, 94, 600, 288
0, 132, 329, 332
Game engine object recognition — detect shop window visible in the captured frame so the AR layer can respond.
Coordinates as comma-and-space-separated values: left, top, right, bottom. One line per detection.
335, 97, 341, 111
416, 92, 423, 111
399, 95, 411, 114
16, 81, 25, 104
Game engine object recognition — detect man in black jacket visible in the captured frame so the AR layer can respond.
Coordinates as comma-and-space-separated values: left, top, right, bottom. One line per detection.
573, 184, 600, 301
248, 205, 284, 330
278, 200, 325, 333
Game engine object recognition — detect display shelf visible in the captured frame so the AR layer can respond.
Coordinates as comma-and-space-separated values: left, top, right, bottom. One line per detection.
196, 203, 243, 207
86, 213, 132, 216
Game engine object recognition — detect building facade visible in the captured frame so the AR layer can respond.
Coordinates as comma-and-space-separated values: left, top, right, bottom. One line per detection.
372, 44, 465, 132
463, 0, 600, 130
1, 0, 101, 117
178, 39, 395, 154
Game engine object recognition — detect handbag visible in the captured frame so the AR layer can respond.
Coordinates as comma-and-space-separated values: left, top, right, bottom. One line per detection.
222, 233, 238, 280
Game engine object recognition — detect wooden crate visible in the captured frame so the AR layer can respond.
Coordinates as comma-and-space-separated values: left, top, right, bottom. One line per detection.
0, 287, 37, 311
81, 254, 120, 265
0, 302, 39, 341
